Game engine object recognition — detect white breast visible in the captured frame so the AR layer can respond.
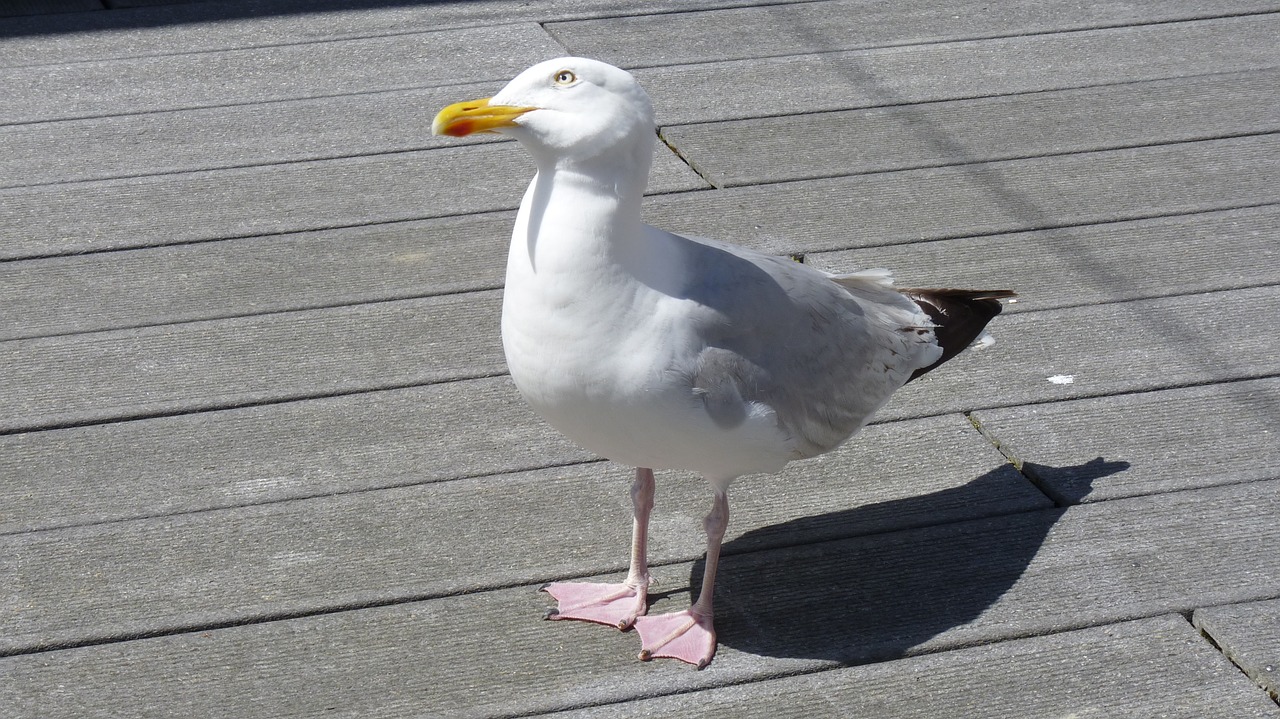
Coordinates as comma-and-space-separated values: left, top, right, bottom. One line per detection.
500, 215, 793, 481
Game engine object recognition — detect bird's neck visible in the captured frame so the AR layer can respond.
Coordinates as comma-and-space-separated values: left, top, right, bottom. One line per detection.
515, 151, 652, 273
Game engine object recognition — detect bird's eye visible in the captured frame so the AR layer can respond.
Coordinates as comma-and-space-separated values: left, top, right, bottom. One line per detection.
554, 69, 577, 86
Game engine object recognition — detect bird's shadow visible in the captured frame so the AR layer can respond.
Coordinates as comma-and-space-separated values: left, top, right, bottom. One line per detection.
682, 457, 1129, 664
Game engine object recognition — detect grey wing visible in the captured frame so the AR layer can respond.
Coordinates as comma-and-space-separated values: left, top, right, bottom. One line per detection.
669, 232, 941, 458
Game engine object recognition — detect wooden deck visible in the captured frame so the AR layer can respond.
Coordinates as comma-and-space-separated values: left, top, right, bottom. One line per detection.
3, 1, 1279, 716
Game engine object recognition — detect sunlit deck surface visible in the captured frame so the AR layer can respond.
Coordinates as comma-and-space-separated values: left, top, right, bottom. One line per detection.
3, 1, 1279, 716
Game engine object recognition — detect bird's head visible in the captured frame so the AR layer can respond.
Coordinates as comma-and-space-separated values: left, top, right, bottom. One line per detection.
432, 57, 656, 165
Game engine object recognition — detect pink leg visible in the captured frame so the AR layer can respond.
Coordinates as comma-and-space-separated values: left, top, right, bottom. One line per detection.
542, 468, 655, 630
633, 488, 728, 669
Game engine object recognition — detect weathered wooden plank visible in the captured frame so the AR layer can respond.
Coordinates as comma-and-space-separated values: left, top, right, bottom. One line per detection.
663, 69, 1280, 187
641, 134, 1280, 257
3, 129, 1275, 264
0, 390, 1033, 536
1195, 599, 1280, 703
6, 13, 1277, 132
634, 15, 1280, 126
4, 24, 1275, 198
806, 205, 1280, 316
970, 378, 1280, 504
5, 617, 1276, 719
0, 81, 505, 189
0, 0, 820, 67
551, 0, 1280, 68
554, 617, 1280, 718
1, 413, 1034, 652
9, 65, 1276, 194
3, 482, 1278, 716
0, 290, 506, 433
2, 281, 1276, 434
0, 212, 514, 340
0, 139, 705, 260
7, 200, 1278, 342
0, 376, 591, 534
0, 22, 562, 124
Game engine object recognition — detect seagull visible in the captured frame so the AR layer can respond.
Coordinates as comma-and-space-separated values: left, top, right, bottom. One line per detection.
433, 57, 1013, 669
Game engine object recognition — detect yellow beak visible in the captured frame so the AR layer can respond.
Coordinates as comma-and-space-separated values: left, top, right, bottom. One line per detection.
432, 97, 536, 137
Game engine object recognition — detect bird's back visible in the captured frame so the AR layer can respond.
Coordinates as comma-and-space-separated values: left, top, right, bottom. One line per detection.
652, 230, 944, 461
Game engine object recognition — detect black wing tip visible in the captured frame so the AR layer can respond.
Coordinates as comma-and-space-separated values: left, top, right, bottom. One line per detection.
901, 288, 1016, 382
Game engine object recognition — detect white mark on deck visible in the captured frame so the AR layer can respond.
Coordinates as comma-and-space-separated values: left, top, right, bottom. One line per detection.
1047, 374, 1075, 385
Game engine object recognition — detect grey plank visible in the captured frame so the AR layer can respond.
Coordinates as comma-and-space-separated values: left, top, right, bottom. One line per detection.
4, 481, 1279, 716
641, 134, 1280, 257
6, 20, 1277, 194
7, 200, 1278, 342
1195, 599, 1280, 702
971, 378, 1280, 504
0, 138, 705, 259
0, 376, 593, 534
0, 0, 822, 67
635, 14, 1280, 126
0, 212, 515, 340
551, 0, 1280, 68
9, 66, 1277, 193
2, 413, 1035, 652
555, 617, 1280, 719
664, 69, 1280, 187
4, 618, 1273, 719
3, 130, 1275, 261
7, 13, 1279, 128
0, 81, 506, 189
0, 290, 506, 433
2, 279, 1277, 434
0, 22, 563, 124
806, 205, 1280, 316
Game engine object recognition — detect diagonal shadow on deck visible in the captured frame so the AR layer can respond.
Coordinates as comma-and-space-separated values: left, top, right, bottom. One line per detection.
682, 458, 1129, 663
